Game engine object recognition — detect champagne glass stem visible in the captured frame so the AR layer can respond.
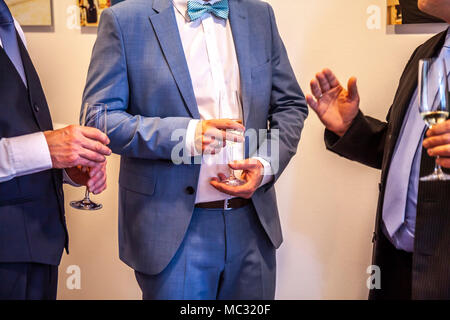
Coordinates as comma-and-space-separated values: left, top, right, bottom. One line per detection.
434, 156, 444, 177
84, 188, 90, 202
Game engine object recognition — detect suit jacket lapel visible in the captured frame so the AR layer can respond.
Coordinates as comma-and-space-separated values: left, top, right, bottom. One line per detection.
229, 0, 252, 126
149, 0, 200, 119
17, 35, 53, 131
392, 31, 447, 130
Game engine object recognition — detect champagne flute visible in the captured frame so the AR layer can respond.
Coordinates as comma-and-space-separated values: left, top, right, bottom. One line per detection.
70, 103, 107, 210
219, 91, 246, 186
419, 58, 450, 181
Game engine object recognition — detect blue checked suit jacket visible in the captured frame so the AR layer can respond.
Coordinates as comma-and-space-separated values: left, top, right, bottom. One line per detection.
82, 0, 308, 275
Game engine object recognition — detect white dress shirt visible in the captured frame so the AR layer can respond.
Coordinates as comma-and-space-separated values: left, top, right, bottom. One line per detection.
0, 20, 76, 185
173, 0, 272, 203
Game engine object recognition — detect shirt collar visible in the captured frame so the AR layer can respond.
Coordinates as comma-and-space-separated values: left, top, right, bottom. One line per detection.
172, 0, 221, 21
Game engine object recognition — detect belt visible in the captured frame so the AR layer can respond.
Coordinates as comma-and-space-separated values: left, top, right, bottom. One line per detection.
195, 198, 251, 210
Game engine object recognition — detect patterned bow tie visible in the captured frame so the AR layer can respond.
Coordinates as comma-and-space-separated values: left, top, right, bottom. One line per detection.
187, 0, 229, 22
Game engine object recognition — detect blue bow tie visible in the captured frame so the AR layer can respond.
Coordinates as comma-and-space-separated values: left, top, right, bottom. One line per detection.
187, 0, 229, 22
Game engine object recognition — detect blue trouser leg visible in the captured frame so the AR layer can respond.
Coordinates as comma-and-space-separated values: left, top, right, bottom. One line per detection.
134, 204, 276, 300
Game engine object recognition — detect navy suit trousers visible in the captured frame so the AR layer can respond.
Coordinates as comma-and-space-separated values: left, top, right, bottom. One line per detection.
0, 263, 58, 300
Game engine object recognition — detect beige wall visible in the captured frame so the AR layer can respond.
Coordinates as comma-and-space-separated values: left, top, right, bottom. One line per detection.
22, 0, 447, 299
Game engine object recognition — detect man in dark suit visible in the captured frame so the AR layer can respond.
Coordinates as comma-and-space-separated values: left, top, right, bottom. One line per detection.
0, 1, 111, 300
306, 0, 449, 299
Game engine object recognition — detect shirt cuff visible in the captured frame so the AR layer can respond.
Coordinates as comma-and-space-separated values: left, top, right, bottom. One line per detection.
252, 157, 274, 187
7, 132, 53, 176
185, 119, 202, 157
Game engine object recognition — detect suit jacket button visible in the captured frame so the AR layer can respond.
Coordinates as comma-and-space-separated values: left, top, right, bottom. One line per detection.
185, 186, 195, 195
34, 104, 40, 112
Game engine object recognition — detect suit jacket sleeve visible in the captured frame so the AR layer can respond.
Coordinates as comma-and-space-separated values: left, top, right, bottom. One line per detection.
324, 111, 388, 170
82, 9, 192, 161
256, 4, 309, 187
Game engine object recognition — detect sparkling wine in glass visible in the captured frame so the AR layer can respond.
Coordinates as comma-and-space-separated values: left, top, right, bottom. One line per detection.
220, 91, 245, 186
419, 58, 450, 181
70, 103, 107, 210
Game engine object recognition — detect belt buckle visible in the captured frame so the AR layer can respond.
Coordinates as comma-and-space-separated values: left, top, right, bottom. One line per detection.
224, 199, 232, 211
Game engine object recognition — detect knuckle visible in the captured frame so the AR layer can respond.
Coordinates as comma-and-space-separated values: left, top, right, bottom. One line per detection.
69, 125, 79, 135
68, 154, 78, 164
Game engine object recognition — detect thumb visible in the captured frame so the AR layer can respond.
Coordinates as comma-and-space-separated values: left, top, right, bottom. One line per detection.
228, 159, 260, 170
347, 77, 359, 101
306, 94, 319, 114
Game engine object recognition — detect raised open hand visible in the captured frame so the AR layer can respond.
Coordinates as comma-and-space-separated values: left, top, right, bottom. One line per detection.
306, 68, 360, 137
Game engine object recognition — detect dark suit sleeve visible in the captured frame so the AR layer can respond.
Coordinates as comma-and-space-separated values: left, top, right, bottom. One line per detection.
324, 111, 388, 170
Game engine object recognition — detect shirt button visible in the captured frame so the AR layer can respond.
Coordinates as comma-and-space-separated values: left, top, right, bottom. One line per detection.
185, 186, 195, 195
33, 104, 40, 112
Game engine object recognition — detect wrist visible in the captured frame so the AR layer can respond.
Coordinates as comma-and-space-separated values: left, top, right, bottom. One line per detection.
334, 118, 357, 137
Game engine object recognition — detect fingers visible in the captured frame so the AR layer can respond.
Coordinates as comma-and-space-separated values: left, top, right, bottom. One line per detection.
423, 133, 450, 149
210, 159, 263, 199
80, 135, 111, 157
88, 164, 102, 177
310, 79, 323, 99
310, 69, 339, 100
223, 130, 245, 143
210, 178, 250, 197
305, 94, 319, 112
200, 120, 245, 154
88, 171, 107, 194
323, 68, 340, 88
77, 147, 107, 163
79, 126, 110, 145
217, 173, 228, 181
205, 127, 243, 144
347, 77, 359, 100
87, 163, 107, 194
211, 119, 245, 132
202, 136, 224, 155
426, 144, 450, 157
228, 159, 262, 171
316, 72, 331, 93
426, 120, 450, 137
436, 157, 450, 169
75, 157, 102, 168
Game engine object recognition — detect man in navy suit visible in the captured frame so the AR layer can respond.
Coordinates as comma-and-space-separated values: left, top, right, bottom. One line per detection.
84, 0, 308, 299
0, 1, 110, 300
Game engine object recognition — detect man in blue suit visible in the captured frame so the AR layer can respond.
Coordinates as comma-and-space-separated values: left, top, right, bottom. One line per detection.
83, 0, 307, 299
